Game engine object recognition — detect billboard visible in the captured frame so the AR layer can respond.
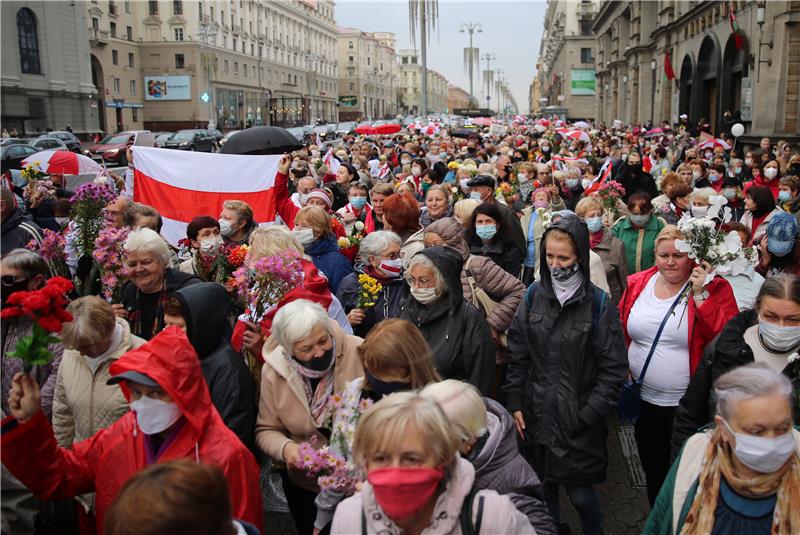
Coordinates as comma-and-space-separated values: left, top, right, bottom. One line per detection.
338, 95, 358, 106
570, 69, 596, 96
144, 75, 191, 101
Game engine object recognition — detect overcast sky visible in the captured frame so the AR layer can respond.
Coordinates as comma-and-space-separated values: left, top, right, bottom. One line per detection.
335, 1, 546, 112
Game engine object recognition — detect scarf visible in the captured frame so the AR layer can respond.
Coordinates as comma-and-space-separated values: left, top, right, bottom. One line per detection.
680, 430, 800, 535
551, 270, 584, 306
589, 230, 604, 250
285, 343, 336, 427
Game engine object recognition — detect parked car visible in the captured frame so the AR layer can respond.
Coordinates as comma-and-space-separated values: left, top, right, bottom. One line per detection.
41, 131, 81, 152
83, 131, 150, 166
335, 121, 357, 137
162, 129, 217, 152
1, 138, 29, 147
218, 130, 240, 149
1, 144, 38, 173
207, 127, 224, 143
154, 132, 175, 148
26, 137, 69, 152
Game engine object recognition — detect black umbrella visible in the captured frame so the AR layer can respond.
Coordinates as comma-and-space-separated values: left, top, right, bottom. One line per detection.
451, 127, 481, 139
219, 126, 303, 155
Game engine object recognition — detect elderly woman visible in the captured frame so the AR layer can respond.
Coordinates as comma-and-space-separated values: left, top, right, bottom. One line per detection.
314, 319, 441, 532
336, 231, 409, 337
645, 364, 800, 534
619, 225, 739, 505
419, 184, 453, 228
382, 193, 425, 269
294, 205, 353, 294
255, 300, 363, 535
399, 247, 495, 395
422, 380, 556, 535
178, 215, 223, 280
114, 228, 200, 340
219, 199, 257, 246
612, 192, 667, 275
330, 392, 535, 534
576, 197, 628, 304
689, 187, 717, 219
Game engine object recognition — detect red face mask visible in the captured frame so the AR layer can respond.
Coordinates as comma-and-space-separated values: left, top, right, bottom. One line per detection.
367, 465, 445, 520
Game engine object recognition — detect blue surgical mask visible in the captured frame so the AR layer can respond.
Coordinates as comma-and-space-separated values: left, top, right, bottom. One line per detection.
709, 173, 721, 183
469, 191, 483, 203
585, 216, 603, 233
565, 178, 580, 189
349, 196, 367, 209
475, 224, 497, 240
628, 213, 651, 227
778, 190, 792, 202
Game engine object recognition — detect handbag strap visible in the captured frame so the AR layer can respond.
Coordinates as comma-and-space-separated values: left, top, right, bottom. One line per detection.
637, 282, 689, 385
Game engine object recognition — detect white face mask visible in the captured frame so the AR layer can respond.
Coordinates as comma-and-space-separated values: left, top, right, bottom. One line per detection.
722, 419, 796, 474
130, 396, 182, 435
55, 217, 70, 226
411, 166, 422, 177
517, 173, 529, 183
692, 170, 702, 180
459, 179, 471, 193
764, 168, 779, 179
691, 204, 709, 218
410, 286, 439, 305
758, 320, 800, 352
581, 178, 593, 190
379, 258, 402, 278
299, 192, 311, 205
199, 235, 223, 255
218, 218, 235, 237
293, 228, 315, 246
745, 158, 753, 166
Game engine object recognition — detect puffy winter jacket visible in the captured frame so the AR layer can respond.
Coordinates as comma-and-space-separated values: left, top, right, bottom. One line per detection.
305, 235, 353, 294
503, 212, 628, 485
0, 327, 263, 533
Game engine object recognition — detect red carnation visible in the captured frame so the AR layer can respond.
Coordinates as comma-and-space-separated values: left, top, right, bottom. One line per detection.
37, 315, 63, 333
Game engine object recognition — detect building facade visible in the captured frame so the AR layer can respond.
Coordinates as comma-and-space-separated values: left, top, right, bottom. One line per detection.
336, 27, 397, 121
447, 84, 472, 111
2, 1, 99, 135
593, 0, 799, 140
398, 49, 449, 116
535, 0, 599, 120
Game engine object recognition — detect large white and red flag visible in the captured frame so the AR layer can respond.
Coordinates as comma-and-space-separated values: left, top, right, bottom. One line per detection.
131, 147, 281, 245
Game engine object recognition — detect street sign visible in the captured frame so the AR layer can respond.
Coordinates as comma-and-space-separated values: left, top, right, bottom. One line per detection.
201, 92, 210, 103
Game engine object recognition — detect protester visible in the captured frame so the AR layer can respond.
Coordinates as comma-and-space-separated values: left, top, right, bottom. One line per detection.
717, 222, 766, 309
294, 205, 353, 293
575, 196, 628, 303
467, 174, 526, 256
1, 187, 43, 257
612, 192, 667, 274
419, 184, 453, 228
335, 182, 372, 235
218, 200, 258, 246
615, 151, 658, 202
756, 211, 800, 276
382, 193, 425, 268
177, 216, 223, 279
465, 202, 523, 276
364, 183, 393, 233
330, 392, 535, 534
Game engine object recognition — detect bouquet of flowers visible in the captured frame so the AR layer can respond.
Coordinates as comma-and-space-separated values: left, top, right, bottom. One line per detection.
26, 229, 70, 279
355, 274, 382, 309
596, 180, 626, 213
176, 238, 194, 262
0, 277, 73, 372
93, 223, 130, 302
214, 243, 249, 285
21, 162, 55, 207
675, 216, 742, 285
70, 183, 116, 256
232, 250, 304, 324
293, 435, 361, 495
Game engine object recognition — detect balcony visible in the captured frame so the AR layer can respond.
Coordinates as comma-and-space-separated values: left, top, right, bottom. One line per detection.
578, 1, 596, 19
89, 28, 110, 47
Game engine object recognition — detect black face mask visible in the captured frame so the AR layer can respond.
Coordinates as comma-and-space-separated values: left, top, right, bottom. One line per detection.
627, 163, 642, 174
297, 348, 333, 372
790, 164, 800, 175
365, 370, 409, 398
1, 279, 29, 308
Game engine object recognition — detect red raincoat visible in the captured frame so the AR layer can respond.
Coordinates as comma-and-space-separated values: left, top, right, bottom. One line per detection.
618, 267, 739, 376
1, 327, 263, 533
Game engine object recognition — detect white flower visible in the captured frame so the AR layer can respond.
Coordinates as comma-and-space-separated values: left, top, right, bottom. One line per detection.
354, 221, 365, 231
788, 353, 799, 364
709, 195, 727, 207
674, 239, 692, 254
723, 231, 743, 255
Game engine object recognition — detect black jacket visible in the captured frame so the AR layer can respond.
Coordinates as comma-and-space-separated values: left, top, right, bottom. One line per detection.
1, 208, 42, 256
121, 268, 201, 340
399, 246, 495, 395
502, 213, 628, 485
490, 201, 526, 259
466, 234, 523, 278
172, 283, 257, 450
336, 266, 409, 338
615, 164, 658, 202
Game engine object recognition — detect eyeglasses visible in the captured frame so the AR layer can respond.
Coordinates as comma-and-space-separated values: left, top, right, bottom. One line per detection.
404, 276, 435, 288
1, 275, 28, 287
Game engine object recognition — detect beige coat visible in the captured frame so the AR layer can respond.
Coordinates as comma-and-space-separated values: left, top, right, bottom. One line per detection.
52, 319, 145, 447
255, 320, 364, 464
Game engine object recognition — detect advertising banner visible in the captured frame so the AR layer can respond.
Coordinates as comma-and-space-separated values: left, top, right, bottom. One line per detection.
570, 69, 596, 96
144, 75, 192, 101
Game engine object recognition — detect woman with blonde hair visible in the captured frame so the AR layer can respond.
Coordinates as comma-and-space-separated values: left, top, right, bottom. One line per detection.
453, 198, 479, 227
330, 392, 535, 534
293, 205, 353, 293
575, 196, 628, 303
314, 319, 441, 532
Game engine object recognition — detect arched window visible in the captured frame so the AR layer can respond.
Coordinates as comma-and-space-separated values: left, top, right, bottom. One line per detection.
17, 8, 41, 74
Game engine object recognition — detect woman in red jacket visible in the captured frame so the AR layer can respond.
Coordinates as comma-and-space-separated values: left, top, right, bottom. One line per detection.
2, 327, 263, 534
618, 225, 738, 506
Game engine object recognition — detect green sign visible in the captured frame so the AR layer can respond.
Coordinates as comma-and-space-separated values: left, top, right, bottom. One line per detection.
570, 69, 596, 96
338, 95, 358, 106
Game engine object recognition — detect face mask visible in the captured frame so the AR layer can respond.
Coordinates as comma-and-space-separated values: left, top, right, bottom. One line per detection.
297, 348, 333, 372
410, 286, 439, 305
550, 262, 580, 282
1, 279, 29, 308
533, 200, 549, 209
628, 163, 642, 172
475, 224, 497, 240
629, 213, 651, 227
469, 191, 483, 203
790, 164, 800, 175
581, 178, 593, 190
517, 173, 529, 183
293, 228, 315, 246
379, 258, 402, 278
759, 320, 800, 352
709, 173, 721, 183
704, 152, 713, 160
691, 205, 709, 218
585, 216, 603, 233
411, 166, 422, 177
722, 189, 738, 200
421, 182, 432, 194
745, 158, 753, 167
401, 158, 411, 166
218, 219, 234, 237
722, 419, 796, 474
368, 466, 445, 520
55, 217, 70, 226
439, 152, 448, 160
541, 146, 550, 152
733, 167, 742, 174
565, 178, 580, 189
350, 196, 367, 210
130, 396, 182, 435
764, 168, 779, 180
365, 370, 408, 398
353, 163, 361, 170
199, 235, 223, 254
692, 170, 702, 180
459, 179, 471, 193
778, 190, 792, 202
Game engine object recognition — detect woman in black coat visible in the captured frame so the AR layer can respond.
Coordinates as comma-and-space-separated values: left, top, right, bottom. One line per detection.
502, 212, 627, 535
465, 202, 523, 277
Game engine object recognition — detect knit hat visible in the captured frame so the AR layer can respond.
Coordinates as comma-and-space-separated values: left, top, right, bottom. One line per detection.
305, 188, 332, 209
766, 211, 799, 257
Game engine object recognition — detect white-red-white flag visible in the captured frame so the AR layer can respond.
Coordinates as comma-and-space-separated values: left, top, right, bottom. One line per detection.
322, 147, 341, 174
131, 147, 281, 245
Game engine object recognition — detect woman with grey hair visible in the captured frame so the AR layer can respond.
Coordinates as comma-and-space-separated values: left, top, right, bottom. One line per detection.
113, 228, 200, 340
255, 299, 363, 535
399, 247, 495, 395
645, 363, 800, 534
335, 230, 409, 337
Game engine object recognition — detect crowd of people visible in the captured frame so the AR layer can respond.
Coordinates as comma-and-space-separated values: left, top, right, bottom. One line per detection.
1, 117, 800, 535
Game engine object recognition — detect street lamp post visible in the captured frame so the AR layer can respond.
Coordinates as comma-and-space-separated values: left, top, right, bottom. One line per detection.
460, 22, 482, 105
198, 22, 218, 128
650, 59, 657, 124
481, 52, 495, 110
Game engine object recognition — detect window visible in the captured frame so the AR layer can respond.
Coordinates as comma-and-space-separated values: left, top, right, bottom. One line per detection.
109, 1, 118, 15
367, 57, 371, 66
113, 77, 121, 93
349, 82, 355, 91
132, 107, 138, 122
17, 8, 41, 74
148, 0, 157, 15
234, 62, 238, 74
348, 55, 353, 62
222, 35, 227, 48
112, 49, 119, 65
128, 52, 134, 67
173, 0, 182, 15
210, 6, 214, 21
250, 43, 254, 56
125, 1, 131, 13
402, 56, 408, 64
110, 22, 117, 38
580, 47, 593, 64
233, 38, 237, 50
126, 26, 132, 40
243, 64, 247, 77
129, 80, 136, 94
224, 59, 228, 73
174, 27, 184, 41
348, 41, 353, 49
175, 53, 185, 68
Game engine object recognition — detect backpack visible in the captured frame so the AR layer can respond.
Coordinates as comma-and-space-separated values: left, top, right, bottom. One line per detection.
525, 281, 607, 330
360, 487, 485, 534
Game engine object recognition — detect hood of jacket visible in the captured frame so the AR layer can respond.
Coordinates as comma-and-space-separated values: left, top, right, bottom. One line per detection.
471, 398, 520, 476
109, 326, 214, 436
713, 308, 757, 360
416, 246, 464, 307
424, 217, 469, 260
306, 234, 340, 256
1, 207, 30, 233
172, 282, 230, 359
538, 211, 591, 295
